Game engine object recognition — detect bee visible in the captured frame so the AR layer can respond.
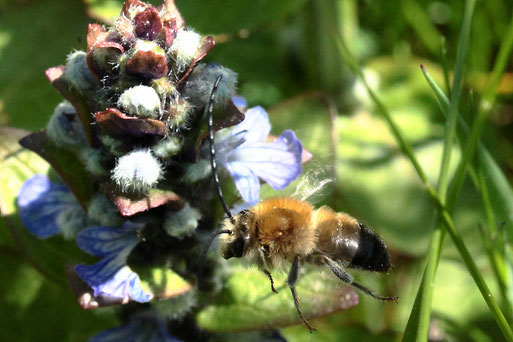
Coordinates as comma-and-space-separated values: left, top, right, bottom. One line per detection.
202, 76, 397, 332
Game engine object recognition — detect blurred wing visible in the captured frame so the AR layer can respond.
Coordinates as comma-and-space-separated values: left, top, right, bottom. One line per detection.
291, 165, 335, 204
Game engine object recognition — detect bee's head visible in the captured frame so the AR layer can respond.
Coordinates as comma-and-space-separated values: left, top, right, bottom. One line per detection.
220, 209, 254, 259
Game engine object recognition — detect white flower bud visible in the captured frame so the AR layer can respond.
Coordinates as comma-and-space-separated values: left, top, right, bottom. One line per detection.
168, 29, 202, 71
118, 85, 161, 118
112, 149, 163, 193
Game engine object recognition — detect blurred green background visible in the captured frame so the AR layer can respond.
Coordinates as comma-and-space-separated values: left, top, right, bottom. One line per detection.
1, 0, 513, 341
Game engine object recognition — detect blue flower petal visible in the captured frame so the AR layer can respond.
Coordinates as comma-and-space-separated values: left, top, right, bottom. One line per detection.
228, 130, 303, 190
231, 106, 271, 144
18, 174, 83, 238
90, 314, 178, 342
76, 223, 141, 257
231, 95, 247, 111
91, 266, 151, 303
75, 221, 151, 303
225, 162, 260, 205
75, 251, 131, 287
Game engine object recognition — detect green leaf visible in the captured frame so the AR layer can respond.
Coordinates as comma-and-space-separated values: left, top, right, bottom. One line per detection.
196, 264, 358, 332
19, 131, 94, 207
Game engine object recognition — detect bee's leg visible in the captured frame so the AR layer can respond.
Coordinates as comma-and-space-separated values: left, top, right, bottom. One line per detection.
263, 270, 278, 293
288, 256, 316, 333
259, 248, 278, 293
323, 256, 398, 302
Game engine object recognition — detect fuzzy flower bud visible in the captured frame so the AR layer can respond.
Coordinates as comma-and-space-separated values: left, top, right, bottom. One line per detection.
64, 51, 98, 92
166, 98, 193, 128
151, 135, 184, 159
181, 159, 211, 184
182, 63, 237, 108
118, 85, 161, 118
168, 29, 202, 71
87, 193, 124, 227
46, 101, 87, 146
163, 204, 201, 238
78, 147, 107, 176
112, 149, 162, 192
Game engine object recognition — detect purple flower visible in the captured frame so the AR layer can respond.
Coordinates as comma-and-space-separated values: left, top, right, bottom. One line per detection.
90, 313, 180, 342
216, 106, 303, 205
75, 222, 152, 303
18, 174, 86, 239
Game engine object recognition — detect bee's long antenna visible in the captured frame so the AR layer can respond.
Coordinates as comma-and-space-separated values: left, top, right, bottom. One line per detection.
197, 228, 232, 287
206, 75, 235, 224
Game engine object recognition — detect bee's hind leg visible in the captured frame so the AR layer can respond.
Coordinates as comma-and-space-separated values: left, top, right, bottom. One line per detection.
323, 255, 398, 302
288, 256, 316, 333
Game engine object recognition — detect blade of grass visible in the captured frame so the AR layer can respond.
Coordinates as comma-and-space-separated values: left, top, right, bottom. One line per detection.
334, 19, 513, 342
406, 1, 476, 339
437, 0, 474, 203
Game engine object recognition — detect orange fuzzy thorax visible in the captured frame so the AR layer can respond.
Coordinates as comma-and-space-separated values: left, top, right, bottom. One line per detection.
249, 197, 317, 264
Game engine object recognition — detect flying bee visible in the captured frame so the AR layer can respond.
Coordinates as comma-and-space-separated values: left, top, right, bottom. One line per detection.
202, 76, 397, 332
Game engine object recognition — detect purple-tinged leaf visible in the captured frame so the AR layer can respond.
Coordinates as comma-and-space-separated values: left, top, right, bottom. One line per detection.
126, 48, 168, 79
160, 18, 177, 47
95, 108, 168, 138
102, 184, 183, 217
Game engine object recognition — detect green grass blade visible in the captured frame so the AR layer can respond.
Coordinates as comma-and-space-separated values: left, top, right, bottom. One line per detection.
405, 1, 476, 339
437, 0, 475, 203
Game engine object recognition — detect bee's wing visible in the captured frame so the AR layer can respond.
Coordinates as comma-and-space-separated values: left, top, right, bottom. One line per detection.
291, 165, 335, 205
